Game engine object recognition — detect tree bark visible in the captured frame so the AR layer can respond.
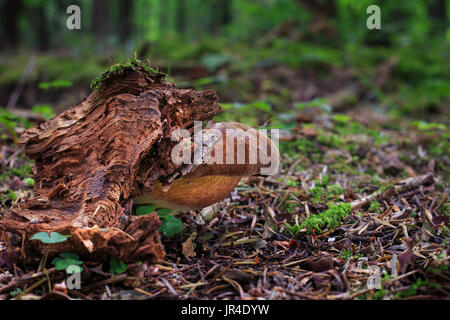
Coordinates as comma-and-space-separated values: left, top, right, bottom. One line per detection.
0, 63, 221, 264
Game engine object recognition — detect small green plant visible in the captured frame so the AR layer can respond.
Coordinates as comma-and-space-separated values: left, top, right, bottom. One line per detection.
368, 201, 380, 213
339, 249, 363, 260
286, 177, 299, 187
23, 177, 34, 187
135, 204, 157, 216
135, 205, 183, 237
32, 104, 54, 120
6, 190, 17, 201
301, 202, 352, 233
378, 183, 394, 195
295, 98, 331, 112
284, 222, 301, 237
52, 252, 83, 274
10, 288, 22, 296
395, 278, 441, 299
307, 177, 343, 204
30, 232, 71, 244
158, 213, 183, 237
0, 107, 32, 142
109, 258, 127, 275
332, 114, 352, 123
38, 80, 72, 90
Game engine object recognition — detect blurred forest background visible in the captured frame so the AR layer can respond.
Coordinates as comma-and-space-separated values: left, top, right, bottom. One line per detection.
0, 0, 448, 121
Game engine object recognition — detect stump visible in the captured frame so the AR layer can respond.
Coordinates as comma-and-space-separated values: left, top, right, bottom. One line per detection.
0, 60, 221, 264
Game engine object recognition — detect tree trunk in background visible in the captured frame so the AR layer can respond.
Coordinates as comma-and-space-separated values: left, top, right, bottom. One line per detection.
118, 0, 133, 42
0, 0, 22, 52
427, 0, 447, 33
210, 0, 232, 33
177, 0, 186, 33
92, 0, 110, 44
36, 5, 49, 51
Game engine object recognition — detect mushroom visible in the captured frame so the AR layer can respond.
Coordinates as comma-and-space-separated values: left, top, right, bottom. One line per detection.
133, 122, 279, 211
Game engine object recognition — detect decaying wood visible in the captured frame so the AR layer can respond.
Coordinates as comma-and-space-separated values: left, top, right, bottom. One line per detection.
0, 63, 221, 263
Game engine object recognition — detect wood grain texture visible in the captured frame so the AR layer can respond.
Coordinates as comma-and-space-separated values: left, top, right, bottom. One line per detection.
0, 65, 221, 263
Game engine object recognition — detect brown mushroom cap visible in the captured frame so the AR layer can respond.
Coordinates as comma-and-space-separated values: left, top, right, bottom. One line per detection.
133, 122, 279, 211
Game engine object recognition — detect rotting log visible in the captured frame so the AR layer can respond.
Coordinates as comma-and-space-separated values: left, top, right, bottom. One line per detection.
0, 60, 221, 264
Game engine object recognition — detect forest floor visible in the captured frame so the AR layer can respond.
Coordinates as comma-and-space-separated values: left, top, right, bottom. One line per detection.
0, 53, 449, 300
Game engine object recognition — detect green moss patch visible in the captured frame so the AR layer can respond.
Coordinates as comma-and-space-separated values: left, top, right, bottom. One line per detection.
90, 58, 163, 90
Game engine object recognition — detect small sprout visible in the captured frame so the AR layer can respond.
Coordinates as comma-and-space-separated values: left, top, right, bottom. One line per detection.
23, 177, 35, 187
7, 190, 17, 201
285, 222, 301, 237
10, 288, 22, 296
368, 201, 380, 213
135, 205, 183, 237
30, 232, 71, 244
135, 204, 157, 216
109, 258, 127, 275
156, 208, 172, 215
52, 252, 84, 274
159, 215, 183, 237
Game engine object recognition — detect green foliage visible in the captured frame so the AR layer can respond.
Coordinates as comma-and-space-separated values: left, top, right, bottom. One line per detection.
300, 202, 352, 233
368, 201, 381, 213
279, 138, 320, 161
31, 104, 54, 120
135, 204, 183, 237
52, 252, 84, 274
135, 204, 157, 216
286, 177, 299, 187
332, 114, 352, 124
38, 80, 72, 90
0, 107, 32, 142
307, 176, 343, 204
215, 101, 273, 127
159, 214, 184, 237
23, 177, 35, 187
395, 278, 441, 299
10, 288, 22, 296
201, 53, 234, 72
409, 121, 446, 131
378, 183, 395, 195
30, 232, 71, 244
285, 222, 301, 237
109, 258, 127, 275
5, 190, 17, 202
339, 249, 363, 260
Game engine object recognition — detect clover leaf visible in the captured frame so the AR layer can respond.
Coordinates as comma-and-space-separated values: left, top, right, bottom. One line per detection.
30, 232, 71, 244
